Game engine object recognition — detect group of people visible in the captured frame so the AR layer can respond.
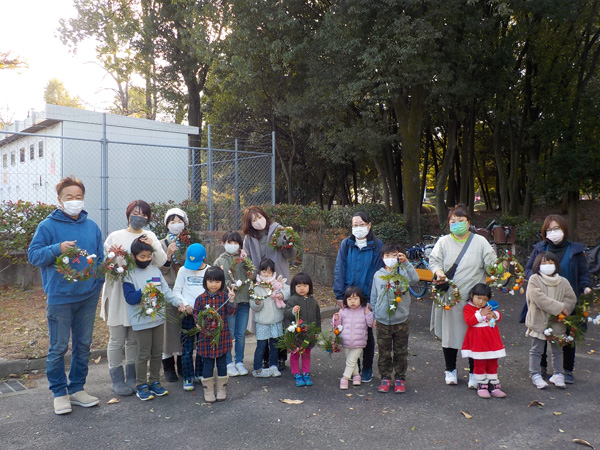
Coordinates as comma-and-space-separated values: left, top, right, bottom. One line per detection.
28, 177, 593, 415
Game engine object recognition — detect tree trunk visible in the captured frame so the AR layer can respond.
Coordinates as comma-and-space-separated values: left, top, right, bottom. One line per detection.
352, 159, 359, 205
459, 119, 470, 206
492, 119, 509, 214
435, 119, 458, 231
385, 144, 402, 214
391, 85, 426, 244
372, 155, 391, 210
567, 190, 579, 240
467, 106, 476, 216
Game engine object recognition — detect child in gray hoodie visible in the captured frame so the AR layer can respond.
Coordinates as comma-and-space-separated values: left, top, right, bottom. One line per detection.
370, 243, 419, 394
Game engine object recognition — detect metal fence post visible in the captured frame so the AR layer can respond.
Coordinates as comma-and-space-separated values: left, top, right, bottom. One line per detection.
100, 113, 108, 239
271, 131, 276, 205
207, 124, 214, 231
234, 138, 239, 229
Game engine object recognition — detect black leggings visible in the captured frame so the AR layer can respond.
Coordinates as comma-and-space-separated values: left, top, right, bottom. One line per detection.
541, 342, 575, 372
443, 347, 474, 373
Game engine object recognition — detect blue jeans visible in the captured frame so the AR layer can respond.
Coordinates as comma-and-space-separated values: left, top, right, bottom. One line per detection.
226, 302, 250, 365
254, 338, 278, 371
46, 294, 98, 397
202, 354, 227, 378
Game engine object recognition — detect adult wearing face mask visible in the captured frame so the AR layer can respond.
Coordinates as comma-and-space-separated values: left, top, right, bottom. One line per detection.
523, 214, 592, 384
333, 212, 384, 383
28, 177, 104, 415
100, 200, 167, 396
159, 208, 189, 382
428, 204, 496, 387
243, 206, 296, 371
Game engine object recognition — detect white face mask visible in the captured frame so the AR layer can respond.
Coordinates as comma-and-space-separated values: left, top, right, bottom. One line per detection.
224, 243, 239, 254
258, 272, 276, 283
62, 200, 84, 217
539, 264, 556, 276
384, 257, 398, 268
546, 229, 564, 244
252, 217, 267, 230
352, 226, 369, 239
168, 222, 185, 235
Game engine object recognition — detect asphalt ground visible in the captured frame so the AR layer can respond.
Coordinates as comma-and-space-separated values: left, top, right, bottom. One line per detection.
1, 291, 599, 450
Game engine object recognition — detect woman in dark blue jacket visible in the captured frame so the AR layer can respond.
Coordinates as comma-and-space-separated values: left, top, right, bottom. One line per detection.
524, 214, 592, 384
333, 212, 384, 383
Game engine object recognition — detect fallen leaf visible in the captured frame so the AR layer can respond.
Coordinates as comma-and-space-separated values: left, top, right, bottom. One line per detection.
460, 411, 472, 419
346, 394, 353, 397
263, 387, 269, 393
572, 438, 595, 449
559, 429, 565, 433
587, 350, 595, 354
150, 409, 154, 412
279, 399, 304, 405
107, 398, 120, 404
553, 412, 562, 416
349, 407, 354, 410
528, 400, 545, 408
93, 356, 102, 364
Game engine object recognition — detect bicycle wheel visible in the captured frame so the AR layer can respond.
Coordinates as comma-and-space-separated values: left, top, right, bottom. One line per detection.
409, 262, 429, 298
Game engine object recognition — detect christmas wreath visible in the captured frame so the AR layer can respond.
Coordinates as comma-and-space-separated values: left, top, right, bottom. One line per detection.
431, 279, 461, 310
100, 244, 136, 282
172, 229, 200, 264
195, 305, 225, 348
133, 283, 166, 321
228, 257, 256, 288
277, 311, 320, 355
378, 268, 410, 317
55, 247, 96, 283
249, 280, 274, 302
319, 325, 343, 354
268, 226, 301, 252
487, 252, 525, 294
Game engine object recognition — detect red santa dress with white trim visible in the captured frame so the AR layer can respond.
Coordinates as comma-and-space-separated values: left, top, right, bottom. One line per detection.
461, 302, 506, 360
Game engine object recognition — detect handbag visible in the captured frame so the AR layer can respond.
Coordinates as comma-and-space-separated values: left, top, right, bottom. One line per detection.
436, 233, 474, 292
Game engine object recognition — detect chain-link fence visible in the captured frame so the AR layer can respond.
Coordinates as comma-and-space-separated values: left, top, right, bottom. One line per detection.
0, 126, 274, 238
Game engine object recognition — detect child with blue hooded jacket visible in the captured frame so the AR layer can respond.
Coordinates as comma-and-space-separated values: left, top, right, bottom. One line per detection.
370, 243, 419, 394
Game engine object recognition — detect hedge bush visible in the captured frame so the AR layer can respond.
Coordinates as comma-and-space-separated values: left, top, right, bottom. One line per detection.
147, 200, 207, 242
260, 203, 325, 231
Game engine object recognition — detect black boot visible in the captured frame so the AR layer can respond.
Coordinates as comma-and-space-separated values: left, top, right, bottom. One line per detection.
162, 356, 178, 382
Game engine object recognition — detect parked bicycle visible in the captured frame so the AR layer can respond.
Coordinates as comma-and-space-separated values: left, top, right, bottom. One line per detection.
406, 235, 438, 298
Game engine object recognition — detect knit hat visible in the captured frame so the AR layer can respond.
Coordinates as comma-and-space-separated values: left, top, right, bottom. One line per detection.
184, 243, 206, 270
164, 207, 189, 226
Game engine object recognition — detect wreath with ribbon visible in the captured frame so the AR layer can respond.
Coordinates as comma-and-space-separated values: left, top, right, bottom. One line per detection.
431, 280, 461, 310
268, 226, 301, 252
228, 257, 256, 289
195, 305, 225, 348
544, 295, 596, 346
319, 325, 343, 354
378, 267, 410, 317
277, 311, 320, 355
487, 252, 525, 294
249, 280, 274, 302
100, 244, 136, 282
55, 247, 96, 283
133, 283, 166, 321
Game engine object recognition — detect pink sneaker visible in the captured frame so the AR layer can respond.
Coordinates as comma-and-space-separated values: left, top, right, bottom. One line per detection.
489, 383, 506, 398
339, 377, 349, 390
352, 374, 361, 386
477, 383, 491, 399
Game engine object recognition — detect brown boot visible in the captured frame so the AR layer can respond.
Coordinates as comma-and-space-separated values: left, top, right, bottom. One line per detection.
201, 377, 216, 403
216, 376, 228, 402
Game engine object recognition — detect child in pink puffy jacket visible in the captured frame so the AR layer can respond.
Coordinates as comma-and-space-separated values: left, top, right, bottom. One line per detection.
332, 286, 374, 390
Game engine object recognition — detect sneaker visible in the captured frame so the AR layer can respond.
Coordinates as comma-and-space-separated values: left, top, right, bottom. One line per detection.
467, 373, 477, 389
69, 390, 100, 408
549, 373, 566, 389
352, 374, 362, 386
294, 373, 305, 387
227, 363, 240, 377
252, 368, 272, 378
532, 373, 548, 390
278, 359, 286, 371
489, 383, 507, 398
194, 376, 203, 384
54, 395, 72, 415
445, 369, 458, 385
378, 378, 391, 393
339, 377, 349, 390
136, 384, 155, 401
149, 381, 168, 397
235, 362, 249, 376
303, 373, 313, 386
564, 371, 574, 384
477, 383, 491, 399
361, 368, 373, 383
183, 379, 195, 391
394, 378, 406, 394
270, 365, 282, 377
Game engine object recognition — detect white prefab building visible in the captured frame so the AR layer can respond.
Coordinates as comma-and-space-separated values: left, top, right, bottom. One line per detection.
0, 104, 199, 234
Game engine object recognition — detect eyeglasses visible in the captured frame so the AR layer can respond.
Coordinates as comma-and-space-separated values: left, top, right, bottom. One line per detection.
547, 227, 562, 232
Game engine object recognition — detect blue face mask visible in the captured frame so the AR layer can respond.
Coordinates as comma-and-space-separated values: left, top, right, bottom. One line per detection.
450, 221, 469, 236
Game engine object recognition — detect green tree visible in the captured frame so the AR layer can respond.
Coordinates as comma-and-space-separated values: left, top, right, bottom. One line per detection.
43, 78, 83, 109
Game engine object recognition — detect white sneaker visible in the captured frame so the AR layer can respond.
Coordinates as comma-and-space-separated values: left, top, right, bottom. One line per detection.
227, 363, 240, 377
467, 373, 477, 389
549, 373, 566, 389
252, 368, 271, 378
445, 369, 457, 385
532, 373, 549, 389
269, 365, 282, 377
69, 390, 99, 407
53, 395, 72, 415
235, 362, 249, 376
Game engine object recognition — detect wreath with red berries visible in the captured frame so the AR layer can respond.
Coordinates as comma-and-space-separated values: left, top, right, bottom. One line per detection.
55, 247, 96, 283
430, 280, 461, 310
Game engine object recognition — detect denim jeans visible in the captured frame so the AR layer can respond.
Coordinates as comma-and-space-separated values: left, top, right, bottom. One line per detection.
202, 354, 227, 378
46, 294, 98, 397
226, 302, 250, 365
254, 338, 278, 371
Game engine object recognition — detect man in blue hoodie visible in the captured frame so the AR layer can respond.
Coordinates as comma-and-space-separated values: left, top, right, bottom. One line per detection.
28, 176, 104, 415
